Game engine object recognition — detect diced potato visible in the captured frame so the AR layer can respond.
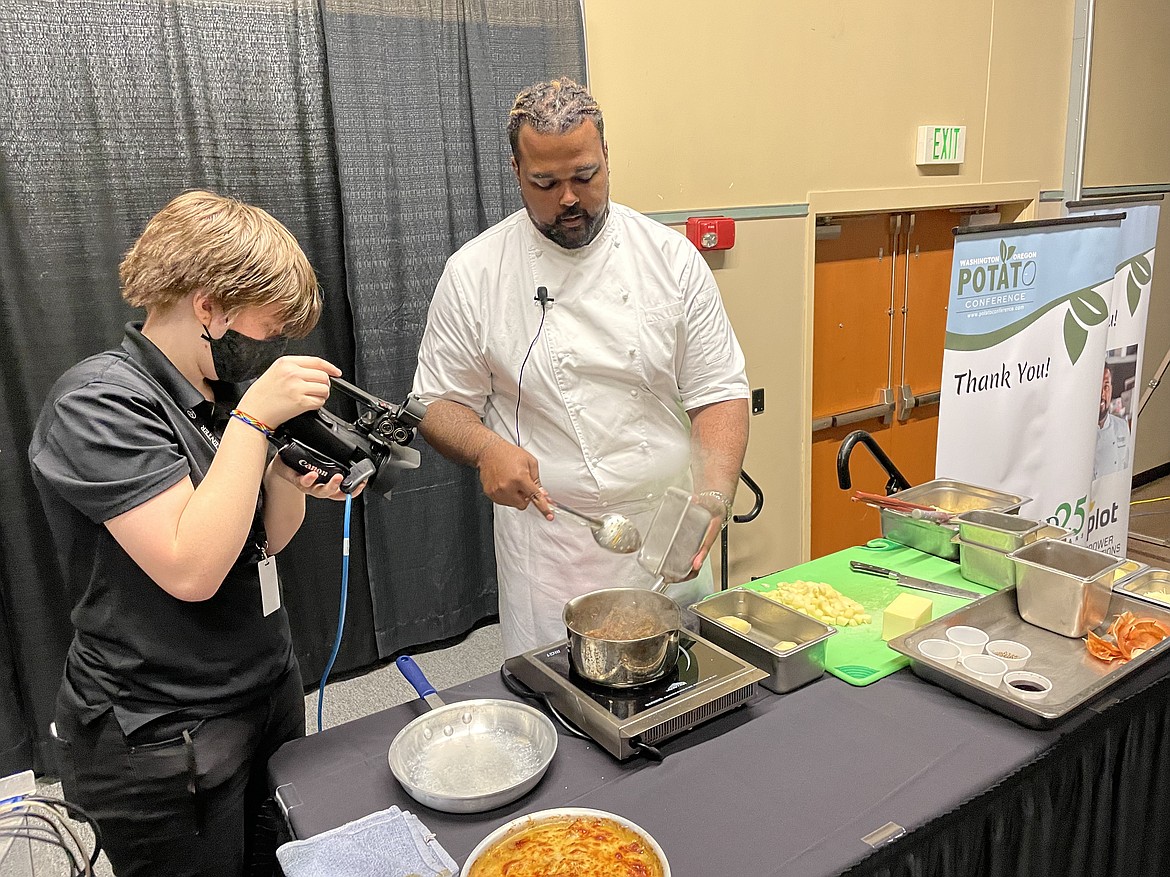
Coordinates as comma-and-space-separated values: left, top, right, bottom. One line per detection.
774, 640, 798, 652
757, 580, 872, 627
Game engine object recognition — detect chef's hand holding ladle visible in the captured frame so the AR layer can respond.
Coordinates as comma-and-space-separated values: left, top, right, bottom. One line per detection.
527, 486, 642, 554
550, 500, 644, 554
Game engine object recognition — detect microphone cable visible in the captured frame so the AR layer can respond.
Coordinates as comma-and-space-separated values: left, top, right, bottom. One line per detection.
316, 492, 352, 732
514, 287, 552, 446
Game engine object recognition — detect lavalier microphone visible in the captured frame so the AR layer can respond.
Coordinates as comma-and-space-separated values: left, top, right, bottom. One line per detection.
534, 286, 554, 307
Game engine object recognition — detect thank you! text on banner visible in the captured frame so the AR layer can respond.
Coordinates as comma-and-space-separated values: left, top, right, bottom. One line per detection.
935, 214, 1126, 543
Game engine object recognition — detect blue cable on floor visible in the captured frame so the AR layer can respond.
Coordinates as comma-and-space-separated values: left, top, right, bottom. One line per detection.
317, 493, 352, 733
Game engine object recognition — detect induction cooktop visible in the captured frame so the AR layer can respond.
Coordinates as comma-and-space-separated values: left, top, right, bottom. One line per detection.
504, 631, 765, 760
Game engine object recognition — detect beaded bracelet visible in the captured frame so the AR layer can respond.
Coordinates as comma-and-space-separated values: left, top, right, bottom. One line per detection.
230, 409, 274, 438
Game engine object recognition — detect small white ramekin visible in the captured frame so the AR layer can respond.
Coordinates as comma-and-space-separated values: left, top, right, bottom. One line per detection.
985, 639, 1031, 671
959, 653, 1008, 686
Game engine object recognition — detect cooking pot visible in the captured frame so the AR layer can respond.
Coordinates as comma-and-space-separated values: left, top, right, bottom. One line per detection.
563, 588, 681, 688
387, 656, 558, 813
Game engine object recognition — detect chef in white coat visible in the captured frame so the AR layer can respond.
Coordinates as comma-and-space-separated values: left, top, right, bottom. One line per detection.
1094, 364, 1131, 480
413, 77, 750, 656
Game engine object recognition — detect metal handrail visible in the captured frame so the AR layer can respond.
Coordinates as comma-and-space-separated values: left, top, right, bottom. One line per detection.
719, 470, 764, 590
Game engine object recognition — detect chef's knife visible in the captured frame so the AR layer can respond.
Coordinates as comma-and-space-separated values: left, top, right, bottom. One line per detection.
849, 560, 981, 599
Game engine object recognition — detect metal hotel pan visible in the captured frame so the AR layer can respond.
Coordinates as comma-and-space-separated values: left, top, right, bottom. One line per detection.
387, 656, 557, 813
880, 479, 1030, 561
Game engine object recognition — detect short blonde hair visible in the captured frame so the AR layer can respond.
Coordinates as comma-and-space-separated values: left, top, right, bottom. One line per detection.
507, 77, 604, 159
119, 190, 322, 338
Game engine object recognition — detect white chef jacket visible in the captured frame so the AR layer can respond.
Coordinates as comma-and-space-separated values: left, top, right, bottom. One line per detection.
413, 203, 749, 656
1093, 412, 1131, 480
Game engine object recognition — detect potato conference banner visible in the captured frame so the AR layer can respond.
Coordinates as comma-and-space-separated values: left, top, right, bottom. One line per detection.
1066, 199, 1160, 557
935, 213, 1126, 544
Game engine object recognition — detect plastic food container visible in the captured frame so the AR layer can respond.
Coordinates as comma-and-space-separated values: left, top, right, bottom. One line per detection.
985, 639, 1030, 671
960, 653, 1008, 686
637, 487, 717, 583
918, 638, 962, 667
1007, 539, 1125, 637
1002, 670, 1053, 701
946, 625, 989, 657
690, 589, 835, 693
880, 479, 1029, 561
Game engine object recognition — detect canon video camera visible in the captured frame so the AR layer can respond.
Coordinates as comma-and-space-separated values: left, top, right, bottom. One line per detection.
270, 377, 425, 499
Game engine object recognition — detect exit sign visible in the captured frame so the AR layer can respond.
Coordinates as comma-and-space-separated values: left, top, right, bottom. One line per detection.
916, 125, 966, 165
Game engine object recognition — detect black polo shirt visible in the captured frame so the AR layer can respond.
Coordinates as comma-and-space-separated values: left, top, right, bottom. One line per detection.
29, 323, 295, 733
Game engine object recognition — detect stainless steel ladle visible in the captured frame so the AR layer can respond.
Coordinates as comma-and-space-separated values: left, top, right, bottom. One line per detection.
553, 502, 643, 554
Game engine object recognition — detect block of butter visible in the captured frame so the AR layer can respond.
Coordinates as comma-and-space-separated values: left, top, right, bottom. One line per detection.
881, 592, 934, 641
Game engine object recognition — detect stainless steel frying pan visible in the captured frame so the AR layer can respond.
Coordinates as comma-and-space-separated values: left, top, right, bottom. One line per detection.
387, 656, 558, 813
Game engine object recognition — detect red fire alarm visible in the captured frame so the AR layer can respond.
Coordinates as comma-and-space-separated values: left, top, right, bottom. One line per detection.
685, 216, 736, 251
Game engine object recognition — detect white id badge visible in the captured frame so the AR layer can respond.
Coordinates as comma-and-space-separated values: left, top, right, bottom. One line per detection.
258, 555, 281, 616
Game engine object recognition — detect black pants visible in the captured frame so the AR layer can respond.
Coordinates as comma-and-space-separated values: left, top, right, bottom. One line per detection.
52, 667, 305, 877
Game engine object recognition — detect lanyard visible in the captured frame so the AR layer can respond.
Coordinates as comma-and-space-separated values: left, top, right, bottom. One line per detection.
185, 402, 222, 453
185, 401, 269, 563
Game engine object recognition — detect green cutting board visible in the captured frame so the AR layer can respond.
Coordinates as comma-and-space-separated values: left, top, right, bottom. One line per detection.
739, 540, 993, 686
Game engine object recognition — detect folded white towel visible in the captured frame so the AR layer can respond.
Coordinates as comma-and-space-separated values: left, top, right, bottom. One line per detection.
277, 805, 457, 877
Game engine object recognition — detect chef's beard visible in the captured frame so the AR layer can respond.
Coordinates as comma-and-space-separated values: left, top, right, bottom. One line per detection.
531, 203, 609, 250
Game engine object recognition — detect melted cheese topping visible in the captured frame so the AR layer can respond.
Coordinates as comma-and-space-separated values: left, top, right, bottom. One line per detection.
467, 815, 665, 877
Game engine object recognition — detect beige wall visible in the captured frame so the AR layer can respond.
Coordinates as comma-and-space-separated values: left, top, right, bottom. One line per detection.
589, 2, 1072, 207
1085, 1, 1170, 475
581, 1, 1155, 580
1133, 209, 1170, 474
1084, 0, 1170, 188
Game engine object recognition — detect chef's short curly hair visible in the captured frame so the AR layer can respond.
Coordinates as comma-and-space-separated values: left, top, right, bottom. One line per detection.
507, 77, 604, 159
119, 190, 322, 338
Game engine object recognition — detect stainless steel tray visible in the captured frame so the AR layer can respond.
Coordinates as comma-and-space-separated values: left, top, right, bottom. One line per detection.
955, 509, 1046, 552
1110, 559, 1150, 587
893, 478, 1030, 513
880, 479, 1030, 561
956, 524, 1070, 590
887, 587, 1170, 728
690, 590, 835, 694
957, 537, 1017, 590
1113, 567, 1170, 609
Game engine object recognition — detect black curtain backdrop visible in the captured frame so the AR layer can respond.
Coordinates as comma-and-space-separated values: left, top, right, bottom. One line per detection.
0, 0, 372, 776
317, 1, 586, 655
0, 0, 586, 777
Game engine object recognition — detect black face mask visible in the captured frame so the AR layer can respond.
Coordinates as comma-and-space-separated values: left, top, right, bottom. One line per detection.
201, 325, 288, 383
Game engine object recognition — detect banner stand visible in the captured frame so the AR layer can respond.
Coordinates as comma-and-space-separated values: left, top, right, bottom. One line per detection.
936, 212, 1129, 551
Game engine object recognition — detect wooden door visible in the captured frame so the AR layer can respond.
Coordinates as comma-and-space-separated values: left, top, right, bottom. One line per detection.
885, 211, 954, 481
810, 210, 954, 557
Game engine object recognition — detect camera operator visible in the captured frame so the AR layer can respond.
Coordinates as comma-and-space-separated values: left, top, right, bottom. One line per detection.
28, 190, 353, 876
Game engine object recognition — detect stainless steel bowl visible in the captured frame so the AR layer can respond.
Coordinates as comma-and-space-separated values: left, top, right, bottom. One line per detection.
563, 588, 681, 688
387, 698, 558, 813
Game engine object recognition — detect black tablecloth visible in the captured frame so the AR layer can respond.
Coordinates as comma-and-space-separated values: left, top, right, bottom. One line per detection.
269, 656, 1170, 876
